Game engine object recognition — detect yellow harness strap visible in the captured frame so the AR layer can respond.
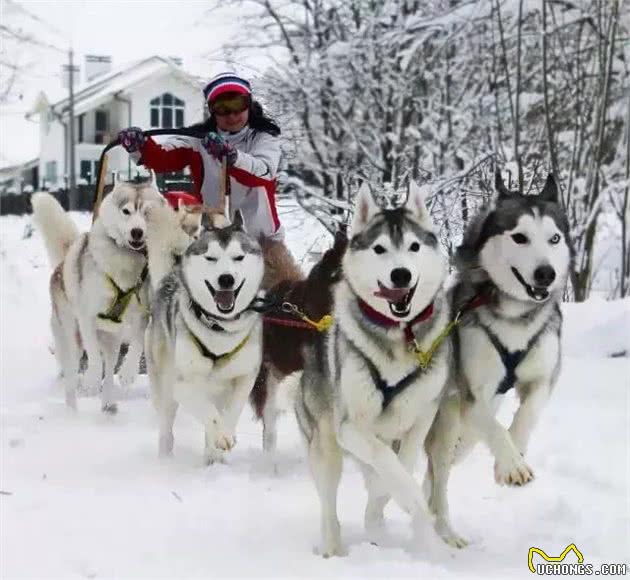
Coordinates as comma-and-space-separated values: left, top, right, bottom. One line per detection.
98, 266, 148, 324
300, 313, 334, 332
410, 314, 462, 370
281, 302, 334, 332
189, 329, 251, 365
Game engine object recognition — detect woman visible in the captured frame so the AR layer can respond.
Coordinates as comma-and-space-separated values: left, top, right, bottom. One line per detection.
118, 72, 283, 240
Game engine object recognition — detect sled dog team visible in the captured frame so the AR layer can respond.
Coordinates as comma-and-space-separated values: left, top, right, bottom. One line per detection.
32, 168, 571, 557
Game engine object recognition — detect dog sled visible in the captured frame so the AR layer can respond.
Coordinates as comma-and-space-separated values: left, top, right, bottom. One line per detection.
91, 128, 232, 221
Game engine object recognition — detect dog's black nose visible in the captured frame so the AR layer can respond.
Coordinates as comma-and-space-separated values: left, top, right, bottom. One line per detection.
218, 274, 235, 289
130, 228, 144, 241
534, 265, 556, 287
390, 268, 412, 288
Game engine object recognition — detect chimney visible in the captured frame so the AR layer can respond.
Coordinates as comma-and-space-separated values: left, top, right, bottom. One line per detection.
85, 55, 112, 82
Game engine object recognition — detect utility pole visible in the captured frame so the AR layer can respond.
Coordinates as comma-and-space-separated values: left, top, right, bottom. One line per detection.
67, 48, 77, 209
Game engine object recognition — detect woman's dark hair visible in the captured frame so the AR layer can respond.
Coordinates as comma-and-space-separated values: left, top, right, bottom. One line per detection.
188, 99, 281, 137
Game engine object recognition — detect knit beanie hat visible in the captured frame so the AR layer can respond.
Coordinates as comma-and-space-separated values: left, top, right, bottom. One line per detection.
203, 72, 252, 103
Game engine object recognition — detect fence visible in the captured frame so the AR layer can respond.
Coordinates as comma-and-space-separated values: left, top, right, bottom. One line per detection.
0, 178, 193, 216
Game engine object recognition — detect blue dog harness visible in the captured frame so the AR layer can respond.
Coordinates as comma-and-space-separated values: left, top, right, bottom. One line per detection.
480, 324, 546, 394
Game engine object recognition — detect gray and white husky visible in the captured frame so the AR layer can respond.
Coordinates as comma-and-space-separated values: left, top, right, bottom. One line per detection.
32, 179, 163, 412
425, 173, 572, 547
145, 208, 265, 464
295, 182, 451, 557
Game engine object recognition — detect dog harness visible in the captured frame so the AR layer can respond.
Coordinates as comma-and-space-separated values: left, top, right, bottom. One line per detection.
349, 292, 491, 409
185, 297, 253, 364
357, 298, 456, 370
98, 265, 148, 324
187, 327, 250, 364
347, 340, 427, 410
348, 299, 437, 409
480, 323, 547, 395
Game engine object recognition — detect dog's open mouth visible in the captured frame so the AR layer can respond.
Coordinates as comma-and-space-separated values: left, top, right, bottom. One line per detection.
205, 279, 245, 314
511, 267, 549, 302
127, 239, 146, 251
374, 281, 417, 317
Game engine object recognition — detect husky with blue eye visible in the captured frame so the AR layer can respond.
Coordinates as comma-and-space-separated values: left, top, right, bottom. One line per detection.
425, 172, 572, 548
294, 181, 451, 557
145, 208, 265, 465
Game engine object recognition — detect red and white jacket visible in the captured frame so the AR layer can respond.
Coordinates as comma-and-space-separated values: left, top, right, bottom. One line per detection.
136, 126, 282, 239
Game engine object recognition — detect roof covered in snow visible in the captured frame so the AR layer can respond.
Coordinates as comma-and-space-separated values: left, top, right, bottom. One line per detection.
28, 56, 204, 118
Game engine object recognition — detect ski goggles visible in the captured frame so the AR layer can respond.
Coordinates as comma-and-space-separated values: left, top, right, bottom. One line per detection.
211, 95, 250, 116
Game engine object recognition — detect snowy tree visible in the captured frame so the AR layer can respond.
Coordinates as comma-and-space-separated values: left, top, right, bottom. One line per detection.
228, 0, 629, 299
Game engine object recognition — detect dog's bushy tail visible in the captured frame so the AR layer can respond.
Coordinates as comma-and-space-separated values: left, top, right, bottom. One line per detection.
31, 193, 80, 268
145, 201, 192, 291
260, 237, 304, 291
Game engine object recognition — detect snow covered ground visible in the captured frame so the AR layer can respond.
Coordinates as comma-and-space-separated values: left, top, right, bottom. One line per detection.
1, 205, 629, 580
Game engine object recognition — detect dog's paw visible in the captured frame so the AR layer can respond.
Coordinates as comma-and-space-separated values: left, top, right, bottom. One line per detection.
204, 421, 235, 464
101, 402, 118, 415
435, 518, 468, 549
204, 446, 226, 466
215, 433, 236, 452
315, 541, 347, 559
314, 520, 346, 558
444, 533, 468, 549
494, 454, 534, 486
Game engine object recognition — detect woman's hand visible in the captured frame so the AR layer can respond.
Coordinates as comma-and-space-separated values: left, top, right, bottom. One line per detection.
118, 127, 146, 153
202, 132, 237, 166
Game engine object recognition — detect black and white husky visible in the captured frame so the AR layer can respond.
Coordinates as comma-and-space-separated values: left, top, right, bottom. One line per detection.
425, 173, 572, 547
295, 182, 451, 557
145, 208, 265, 464
32, 180, 163, 413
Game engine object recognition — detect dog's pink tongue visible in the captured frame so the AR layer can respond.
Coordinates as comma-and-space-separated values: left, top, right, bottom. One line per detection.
214, 289, 235, 310
374, 285, 409, 301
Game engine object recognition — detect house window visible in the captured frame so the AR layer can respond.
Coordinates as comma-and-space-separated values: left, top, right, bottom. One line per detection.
95, 110, 108, 144
45, 161, 57, 187
80, 160, 99, 184
78, 114, 84, 143
150, 93, 185, 129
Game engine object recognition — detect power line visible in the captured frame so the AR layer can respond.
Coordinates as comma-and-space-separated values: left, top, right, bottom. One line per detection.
3, 0, 67, 42
0, 23, 65, 53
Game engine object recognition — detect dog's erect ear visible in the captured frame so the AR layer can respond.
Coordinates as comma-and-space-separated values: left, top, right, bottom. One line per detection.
539, 173, 559, 204
352, 182, 378, 232
232, 210, 245, 230
200, 212, 213, 231
149, 169, 159, 190
407, 180, 434, 228
495, 170, 514, 200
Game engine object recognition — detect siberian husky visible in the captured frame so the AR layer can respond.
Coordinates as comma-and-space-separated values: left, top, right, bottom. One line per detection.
295, 182, 451, 556
425, 173, 572, 547
32, 178, 163, 413
145, 208, 265, 464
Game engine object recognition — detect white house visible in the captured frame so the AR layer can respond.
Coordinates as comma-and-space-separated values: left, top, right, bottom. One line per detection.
28, 55, 205, 190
